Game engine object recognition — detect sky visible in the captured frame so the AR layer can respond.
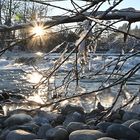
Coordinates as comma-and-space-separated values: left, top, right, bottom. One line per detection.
114, 0, 140, 9
48, 0, 140, 15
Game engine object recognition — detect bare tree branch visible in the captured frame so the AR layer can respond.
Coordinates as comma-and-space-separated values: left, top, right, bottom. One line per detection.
0, 8, 140, 32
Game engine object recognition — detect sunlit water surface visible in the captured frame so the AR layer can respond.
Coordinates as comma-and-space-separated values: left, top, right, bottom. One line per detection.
0, 51, 140, 112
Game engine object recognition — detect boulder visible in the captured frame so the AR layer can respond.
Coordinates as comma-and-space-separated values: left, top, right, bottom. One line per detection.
66, 122, 89, 133
63, 112, 84, 127
122, 111, 140, 121
0, 129, 10, 140
86, 109, 101, 120
33, 116, 49, 126
86, 119, 96, 129
129, 120, 140, 133
37, 123, 52, 139
4, 114, 32, 127
9, 122, 39, 133
112, 119, 122, 123
61, 104, 84, 115
122, 119, 138, 127
108, 112, 122, 122
0, 116, 7, 126
6, 129, 37, 140
107, 124, 139, 140
46, 127, 68, 140
97, 137, 116, 140
107, 110, 125, 122
96, 122, 113, 132
52, 114, 65, 126
33, 110, 58, 125
69, 130, 106, 140
34, 139, 46, 140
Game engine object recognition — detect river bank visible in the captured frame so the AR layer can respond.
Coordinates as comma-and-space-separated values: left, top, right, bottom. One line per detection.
0, 104, 140, 140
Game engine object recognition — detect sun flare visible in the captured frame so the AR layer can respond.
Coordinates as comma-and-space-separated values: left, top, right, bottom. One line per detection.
31, 25, 45, 37
28, 22, 49, 48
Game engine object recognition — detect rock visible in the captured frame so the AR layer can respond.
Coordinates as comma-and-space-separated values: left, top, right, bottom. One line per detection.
7, 109, 31, 116
4, 114, 32, 127
66, 122, 89, 133
107, 110, 125, 122
86, 119, 96, 129
33, 110, 59, 125
51, 114, 65, 126
34, 139, 46, 140
37, 123, 52, 139
113, 119, 122, 123
107, 124, 139, 140
107, 111, 122, 122
46, 127, 68, 140
9, 122, 39, 133
6, 129, 37, 140
33, 116, 49, 126
0, 116, 7, 125
86, 119, 96, 125
63, 112, 84, 127
122, 119, 138, 127
55, 125, 65, 129
96, 122, 113, 132
97, 102, 105, 112
122, 111, 140, 121
129, 120, 140, 133
69, 130, 106, 140
0, 129, 10, 140
97, 137, 116, 140
61, 104, 84, 115
86, 109, 101, 119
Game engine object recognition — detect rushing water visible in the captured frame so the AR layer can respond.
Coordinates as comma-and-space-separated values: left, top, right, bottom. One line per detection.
0, 51, 140, 112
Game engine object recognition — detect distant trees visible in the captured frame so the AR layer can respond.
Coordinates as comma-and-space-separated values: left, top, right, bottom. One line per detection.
0, 0, 49, 49
92, 23, 140, 52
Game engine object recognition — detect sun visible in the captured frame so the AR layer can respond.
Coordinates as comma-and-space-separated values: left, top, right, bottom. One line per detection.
28, 22, 49, 48
31, 24, 45, 37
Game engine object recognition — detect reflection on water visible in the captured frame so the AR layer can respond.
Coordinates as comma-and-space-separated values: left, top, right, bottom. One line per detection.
27, 94, 44, 104
26, 72, 43, 84
35, 52, 43, 57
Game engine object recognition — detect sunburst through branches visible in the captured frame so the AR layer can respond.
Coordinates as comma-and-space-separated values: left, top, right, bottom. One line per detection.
29, 22, 48, 49
31, 24, 45, 37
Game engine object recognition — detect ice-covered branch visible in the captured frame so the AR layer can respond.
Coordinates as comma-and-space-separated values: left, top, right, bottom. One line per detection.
0, 8, 140, 32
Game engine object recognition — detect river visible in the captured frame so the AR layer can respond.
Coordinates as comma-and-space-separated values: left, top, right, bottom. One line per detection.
0, 51, 140, 112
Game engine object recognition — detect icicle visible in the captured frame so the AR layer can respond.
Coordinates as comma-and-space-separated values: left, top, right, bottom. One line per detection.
121, 49, 125, 55
2, 105, 8, 116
